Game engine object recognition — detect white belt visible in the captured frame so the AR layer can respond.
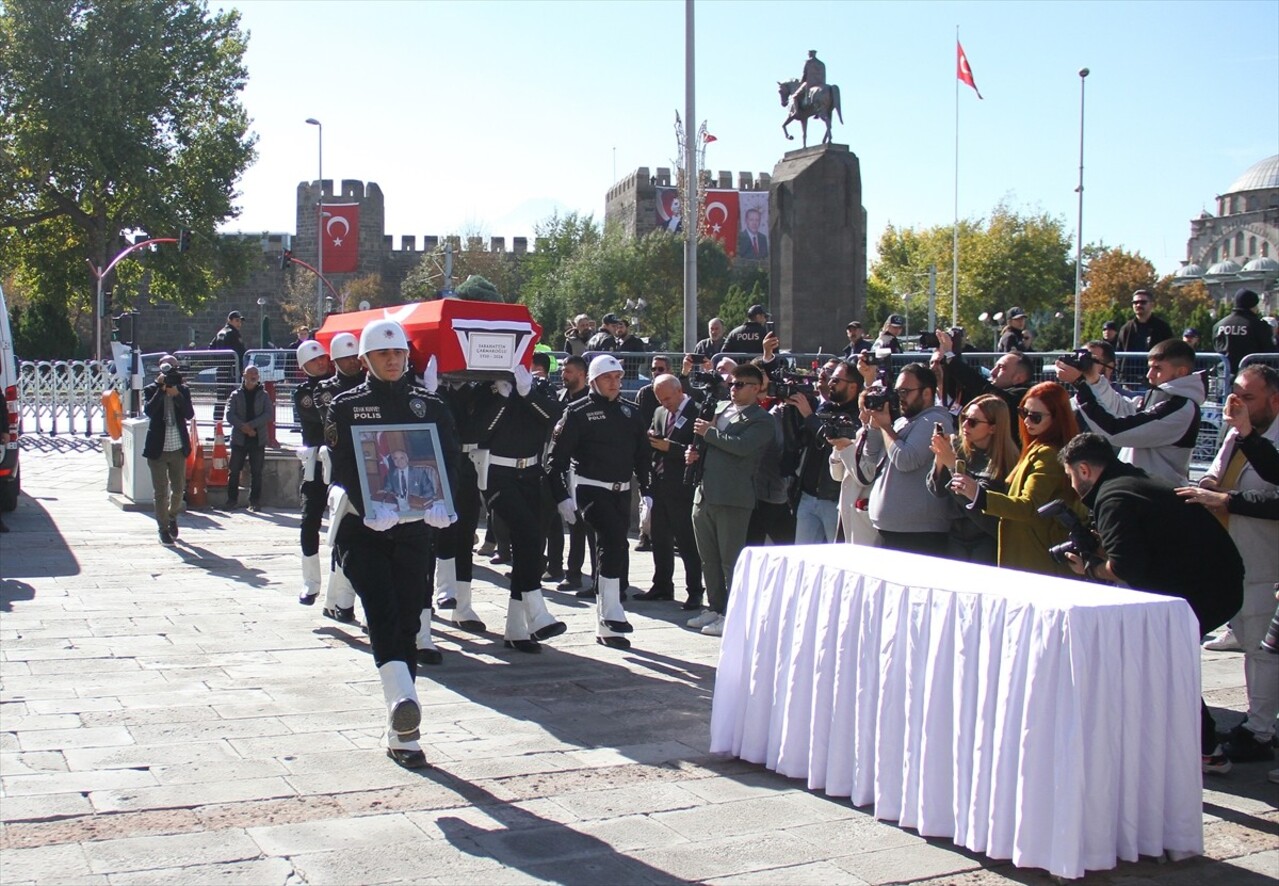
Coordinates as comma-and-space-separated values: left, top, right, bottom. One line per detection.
489, 454, 540, 469
575, 476, 630, 492
461, 443, 478, 452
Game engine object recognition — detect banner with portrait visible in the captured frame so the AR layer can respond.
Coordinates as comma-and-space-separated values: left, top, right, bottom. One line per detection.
353, 423, 455, 520
737, 192, 769, 261
655, 187, 683, 233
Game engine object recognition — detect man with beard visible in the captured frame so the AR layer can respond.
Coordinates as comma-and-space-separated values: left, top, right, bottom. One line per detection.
787, 359, 860, 543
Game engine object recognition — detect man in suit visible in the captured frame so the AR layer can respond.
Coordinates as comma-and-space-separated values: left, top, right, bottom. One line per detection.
633, 374, 704, 608
738, 208, 769, 260
383, 449, 436, 508
684, 363, 776, 636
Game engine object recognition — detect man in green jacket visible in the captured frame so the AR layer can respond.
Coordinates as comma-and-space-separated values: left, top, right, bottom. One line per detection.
685, 363, 776, 636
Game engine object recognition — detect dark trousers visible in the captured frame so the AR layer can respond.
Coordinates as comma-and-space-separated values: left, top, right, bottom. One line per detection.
651, 484, 702, 597
226, 443, 264, 505
1186, 584, 1246, 754
877, 529, 949, 557
747, 500, 796, 545
435, 455, 481, 581
541, 477, 564, 571
577, 486, 630, 581
566, 510, 597, 579
337, 518, 431, 676
299, 477, 327, 556
483, 466, 545, 599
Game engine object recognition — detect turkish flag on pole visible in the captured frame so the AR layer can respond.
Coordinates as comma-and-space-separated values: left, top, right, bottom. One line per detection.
321, 203, 360, 273
703, 132, 718, 143
702, 189, 739, 256
957, 41, 983, 99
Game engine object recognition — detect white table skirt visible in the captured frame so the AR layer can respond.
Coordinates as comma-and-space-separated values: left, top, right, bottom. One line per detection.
709, 545, 1203, 880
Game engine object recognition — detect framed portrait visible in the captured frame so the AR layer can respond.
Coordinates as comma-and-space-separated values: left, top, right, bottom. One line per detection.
351, 423, 455, 520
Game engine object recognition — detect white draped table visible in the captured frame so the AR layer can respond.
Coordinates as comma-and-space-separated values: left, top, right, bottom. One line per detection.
709, 545, 1203, 880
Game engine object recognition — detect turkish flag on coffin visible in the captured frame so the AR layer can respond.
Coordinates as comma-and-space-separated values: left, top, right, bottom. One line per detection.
702, 189, 739, 257
321, 203, 360, 273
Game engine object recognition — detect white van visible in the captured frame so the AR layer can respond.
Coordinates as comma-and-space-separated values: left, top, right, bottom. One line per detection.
0, 282, 20, 511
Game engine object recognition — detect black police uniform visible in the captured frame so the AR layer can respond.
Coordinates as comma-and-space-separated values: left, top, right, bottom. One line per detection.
547, 391, 651, 644
294, 370, 333, 565
1214, 307, 1275, 376
327, 374, 461, 675
556, 386, 596, 588
432, 382, 485, 596
723, 321, 767, 355
475, 378, 563, 603
314, 366, 365, 618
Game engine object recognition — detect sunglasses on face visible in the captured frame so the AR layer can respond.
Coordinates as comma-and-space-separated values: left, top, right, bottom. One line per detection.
961, 415, 992, 427
1132, 300, 1150, 306
1018, 408, 1047, 424
729, 380, 759, 390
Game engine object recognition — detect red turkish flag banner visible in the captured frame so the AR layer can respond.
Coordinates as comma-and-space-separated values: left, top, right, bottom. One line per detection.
702, 190, 739, 256
957, 41, 983, 99
321, 203, 360, 273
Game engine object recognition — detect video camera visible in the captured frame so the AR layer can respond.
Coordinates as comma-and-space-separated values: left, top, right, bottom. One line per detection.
771, 372, 817, 401
688, 369, 724, 391
1057, 348, 1096, 373
860, 347, 894, 367
862, 384, 897, 413
917, 326, 966, 352
1037, 499, 1101, 566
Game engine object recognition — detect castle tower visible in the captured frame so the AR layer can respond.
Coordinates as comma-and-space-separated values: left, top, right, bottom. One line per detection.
294, 179, 386, 279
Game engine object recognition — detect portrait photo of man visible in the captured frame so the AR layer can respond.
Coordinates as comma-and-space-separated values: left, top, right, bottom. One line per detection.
656, 187, 683, 233
739, 207, 769, 259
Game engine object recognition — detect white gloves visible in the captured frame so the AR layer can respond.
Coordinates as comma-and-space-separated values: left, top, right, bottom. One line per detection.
420, 355, 439, 394
295, 445, 315, 463
557, 499, 577, 525
363, 501, 399, 532
424, 501, 455, 528
494, 379, 513, 398
642, 495, 653, 516
513, 364, 533, 397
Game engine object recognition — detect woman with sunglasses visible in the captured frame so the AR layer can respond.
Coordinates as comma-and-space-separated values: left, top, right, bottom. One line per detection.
927, 395, 1021, 564
949, 382, 1080, 576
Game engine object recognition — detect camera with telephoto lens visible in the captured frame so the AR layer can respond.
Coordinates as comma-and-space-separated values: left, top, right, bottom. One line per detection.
1038, 498, 1101, 566
918, 326, 966, 351
688, 369, 723, 390
161, 367, 183, 388
1058, 348, 1096, 373
863, 385, 897, 413
772, 372, 816, 401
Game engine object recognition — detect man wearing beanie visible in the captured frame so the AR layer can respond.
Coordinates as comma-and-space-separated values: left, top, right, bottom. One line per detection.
1214, 288, 1276, 378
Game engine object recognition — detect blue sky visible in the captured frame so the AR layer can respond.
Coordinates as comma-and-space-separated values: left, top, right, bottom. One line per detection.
221, 0, 1279, 277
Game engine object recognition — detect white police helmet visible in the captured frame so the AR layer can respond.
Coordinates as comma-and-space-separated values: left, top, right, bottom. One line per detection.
588, 353, 625, 382
358, 319, 409, 357
329, 332, 359, 360
296, 339, 328, 369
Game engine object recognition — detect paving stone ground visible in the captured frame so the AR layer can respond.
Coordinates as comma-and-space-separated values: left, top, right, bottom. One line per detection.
1, 437, 1275, 885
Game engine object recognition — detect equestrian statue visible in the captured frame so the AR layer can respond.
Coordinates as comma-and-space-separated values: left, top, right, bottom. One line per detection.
779, 50, 843, 147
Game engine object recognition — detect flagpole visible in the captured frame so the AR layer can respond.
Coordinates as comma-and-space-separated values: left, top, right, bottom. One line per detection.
682, 0, 698, 350
952, 27, 960, 325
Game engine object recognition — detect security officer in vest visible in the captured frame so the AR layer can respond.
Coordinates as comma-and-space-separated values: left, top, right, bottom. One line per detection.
326, 319, 459, 769
316, 332, 363, 622
723, 304, 770, 355
1214, 287, 1276, 379
474, 362, 567, 652
294, 339, 334, 606
547, 354, 652, 650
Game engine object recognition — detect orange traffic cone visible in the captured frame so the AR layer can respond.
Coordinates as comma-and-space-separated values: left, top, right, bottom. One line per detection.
187, 428, 208, 508
208, 422, 230, 487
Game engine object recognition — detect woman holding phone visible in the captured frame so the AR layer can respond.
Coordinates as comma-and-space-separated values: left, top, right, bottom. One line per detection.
926, 394, 1020, 564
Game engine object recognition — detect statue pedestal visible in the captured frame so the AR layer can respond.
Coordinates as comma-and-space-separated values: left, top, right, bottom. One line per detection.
768, 144, 866, 354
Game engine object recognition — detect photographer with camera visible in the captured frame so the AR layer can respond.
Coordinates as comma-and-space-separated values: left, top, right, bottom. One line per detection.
856, 358, 953, 555
926, 394, 1020, 564
933, 329, 1031, 447
142, 357, 195, 546
1175, 363, 1279, 765
1055, 338, 1204, 485
1057, 433, 1244, 774
787, 360, 860, 543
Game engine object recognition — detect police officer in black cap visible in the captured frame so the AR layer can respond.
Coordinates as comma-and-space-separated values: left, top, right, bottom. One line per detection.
1214, 288, 1276, 378
474, 362, 567, 652
326, 319, 460, 769
723, 304, 770, 355
586, 313, 622, 351
547, 354, 652, 649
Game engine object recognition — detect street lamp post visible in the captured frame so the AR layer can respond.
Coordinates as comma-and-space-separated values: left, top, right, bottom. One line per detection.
1073, 68, 1089, 349
305, 118, 324, 327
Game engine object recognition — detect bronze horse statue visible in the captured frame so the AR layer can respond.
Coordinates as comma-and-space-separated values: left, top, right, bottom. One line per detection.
778, 78, 843, 147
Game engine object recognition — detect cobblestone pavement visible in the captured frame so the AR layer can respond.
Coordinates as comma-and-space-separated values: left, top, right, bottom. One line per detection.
1, 439, 1275, 885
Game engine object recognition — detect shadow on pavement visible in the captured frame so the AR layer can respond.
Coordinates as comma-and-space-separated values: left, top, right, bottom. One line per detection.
424, 766, 682, 885
0, 498, 80, 580
171, 541, 272, 587
0, 578, 36, 612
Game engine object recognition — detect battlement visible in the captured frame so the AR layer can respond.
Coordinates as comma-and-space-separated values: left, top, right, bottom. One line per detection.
606, 166, 771, 203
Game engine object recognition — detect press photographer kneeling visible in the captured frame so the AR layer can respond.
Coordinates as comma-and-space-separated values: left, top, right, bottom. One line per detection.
1056, 433, 1245, 774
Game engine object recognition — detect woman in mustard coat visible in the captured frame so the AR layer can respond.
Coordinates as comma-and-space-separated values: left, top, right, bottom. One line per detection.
949, 382, 1079, 578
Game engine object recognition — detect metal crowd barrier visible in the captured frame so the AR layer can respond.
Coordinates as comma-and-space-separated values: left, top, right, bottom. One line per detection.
140, 349, 303, 437
16, 359, 115, 436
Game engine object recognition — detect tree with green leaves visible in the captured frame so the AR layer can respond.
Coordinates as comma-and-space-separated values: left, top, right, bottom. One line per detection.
0, 0, 258, 354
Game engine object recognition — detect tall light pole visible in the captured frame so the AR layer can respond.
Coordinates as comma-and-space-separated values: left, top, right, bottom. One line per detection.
1072, 68, 1089, 348
682, 0, 697, 350
305, 118, 324, 327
